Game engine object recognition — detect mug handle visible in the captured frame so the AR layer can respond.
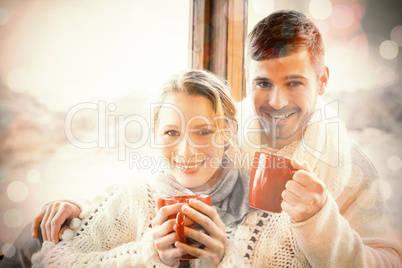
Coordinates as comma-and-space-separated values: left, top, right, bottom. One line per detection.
176, 211, 186, 243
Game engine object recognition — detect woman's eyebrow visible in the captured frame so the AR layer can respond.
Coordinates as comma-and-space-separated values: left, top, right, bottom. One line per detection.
190, 123, 215, 129
159, 124, 179, 129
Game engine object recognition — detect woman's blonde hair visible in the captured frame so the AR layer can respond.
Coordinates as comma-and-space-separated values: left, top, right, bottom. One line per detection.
153, 69, 238, 151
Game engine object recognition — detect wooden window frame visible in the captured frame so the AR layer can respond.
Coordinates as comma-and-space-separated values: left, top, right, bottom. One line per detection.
189, 0, 248, 102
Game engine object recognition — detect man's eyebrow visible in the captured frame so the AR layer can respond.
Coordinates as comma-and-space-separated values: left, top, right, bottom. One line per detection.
286, 74, 307, 80
253, 76, 271, 81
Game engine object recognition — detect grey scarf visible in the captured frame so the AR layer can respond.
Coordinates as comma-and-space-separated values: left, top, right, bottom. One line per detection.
153, 161, 254, 226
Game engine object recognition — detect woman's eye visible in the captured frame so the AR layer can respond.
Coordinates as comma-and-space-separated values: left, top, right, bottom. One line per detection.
166, 130, 179, 136
199, 129, 212, 135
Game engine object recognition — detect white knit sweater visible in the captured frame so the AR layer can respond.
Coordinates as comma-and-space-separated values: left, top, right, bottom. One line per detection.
235, 99, 402, 267
234, 142, 402, 267
32, 181, 246, 268
32, 144, 402, 268
32, 100, 402, 267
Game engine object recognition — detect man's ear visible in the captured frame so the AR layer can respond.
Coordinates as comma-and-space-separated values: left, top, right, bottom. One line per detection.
318, 65, 329, 95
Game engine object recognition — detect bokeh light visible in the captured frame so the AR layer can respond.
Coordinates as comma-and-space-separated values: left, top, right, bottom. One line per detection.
375, 65, 396, 87
0, 0, 189, 112
2, 243, 16, 258
387, 155, 402, 171
0, 165, 10, 181
357, 72, 375, 90
379, 40, 399, 60
315, 20, 330, 35
352, 4, 365, 19
251, 0, 274, 17
347, 34, 369, 69
309, 0, 332, 20
3, 208, 23, 228
331, 5, 355, 29
391, 25, 402, 46
7, 68, 31, 93
27, 169, 41, 183
370, 180, 393, 201
7, 181, 29, 203
0, 8, 9, 25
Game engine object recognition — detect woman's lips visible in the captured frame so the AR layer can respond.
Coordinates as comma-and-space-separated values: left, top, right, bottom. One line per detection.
175, 160, 206, 174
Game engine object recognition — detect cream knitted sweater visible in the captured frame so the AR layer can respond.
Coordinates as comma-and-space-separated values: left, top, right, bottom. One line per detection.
32, 181, 246, 268
32, 147, 401, 268
32, 100, 402, 267
235, 99, 402, 267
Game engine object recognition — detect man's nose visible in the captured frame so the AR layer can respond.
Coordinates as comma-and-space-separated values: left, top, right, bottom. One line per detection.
268, 88, 288, 110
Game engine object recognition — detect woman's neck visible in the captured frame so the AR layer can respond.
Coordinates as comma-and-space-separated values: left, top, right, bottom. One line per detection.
190, 167, 225, 194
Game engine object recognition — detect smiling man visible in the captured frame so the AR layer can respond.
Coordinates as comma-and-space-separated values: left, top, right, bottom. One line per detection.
248, 49, 328, 149
237, 10, 402, 267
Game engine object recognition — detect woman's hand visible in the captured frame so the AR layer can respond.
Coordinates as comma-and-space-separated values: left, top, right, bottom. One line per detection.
281, 159, 328, 223
175, 198, 227, 266
151, 198, 187, 266
32, 201, 81, 244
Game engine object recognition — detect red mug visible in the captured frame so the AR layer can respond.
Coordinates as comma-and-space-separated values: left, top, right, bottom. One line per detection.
162, 194, 212, 259
249, 152, 297, 213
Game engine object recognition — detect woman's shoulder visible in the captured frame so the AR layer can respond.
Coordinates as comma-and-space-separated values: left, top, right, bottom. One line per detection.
86, 174, 157, 212
113, 178, 157, 202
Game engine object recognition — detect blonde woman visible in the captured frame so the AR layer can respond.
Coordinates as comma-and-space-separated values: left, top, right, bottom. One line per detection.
31, 70, 252, 267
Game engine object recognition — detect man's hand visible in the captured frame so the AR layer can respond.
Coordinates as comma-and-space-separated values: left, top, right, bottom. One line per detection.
281, 159, 327, 223
32, 201, 81, 244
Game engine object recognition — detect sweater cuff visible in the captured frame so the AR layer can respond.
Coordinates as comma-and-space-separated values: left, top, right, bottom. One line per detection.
290, 190, 336, 231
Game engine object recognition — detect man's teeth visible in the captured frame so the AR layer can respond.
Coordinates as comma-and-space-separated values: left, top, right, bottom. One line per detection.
270, 113, 291, 119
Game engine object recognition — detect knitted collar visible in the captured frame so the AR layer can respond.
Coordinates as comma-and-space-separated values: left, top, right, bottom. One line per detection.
152, 158, 254, 226
241, 100, 353, 200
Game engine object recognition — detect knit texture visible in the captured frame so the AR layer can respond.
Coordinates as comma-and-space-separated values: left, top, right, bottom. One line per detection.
31, 174, 248, 267
32, 99, 402, 267
235, 99, 402, 267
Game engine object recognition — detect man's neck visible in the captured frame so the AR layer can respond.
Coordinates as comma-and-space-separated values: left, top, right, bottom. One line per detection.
261, 130, 303, 150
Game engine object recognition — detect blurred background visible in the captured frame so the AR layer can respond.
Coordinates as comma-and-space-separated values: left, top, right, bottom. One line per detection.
0, 0, 401, 256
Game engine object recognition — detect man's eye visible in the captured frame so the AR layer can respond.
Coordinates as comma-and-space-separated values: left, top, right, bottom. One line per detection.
257, 81, 272, 88
166, 130, 179, 136
289, 81, 302, 87
199, 129, 212, 135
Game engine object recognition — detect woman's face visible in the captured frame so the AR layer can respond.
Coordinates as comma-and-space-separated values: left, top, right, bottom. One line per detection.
155, 92, 225, 192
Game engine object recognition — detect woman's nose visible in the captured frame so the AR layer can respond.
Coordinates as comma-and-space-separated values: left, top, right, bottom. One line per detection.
176, 134, 196, 160
268, 88, 288, 110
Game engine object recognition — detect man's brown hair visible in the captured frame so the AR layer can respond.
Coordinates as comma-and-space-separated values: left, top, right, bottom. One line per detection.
247, 10, 325, 73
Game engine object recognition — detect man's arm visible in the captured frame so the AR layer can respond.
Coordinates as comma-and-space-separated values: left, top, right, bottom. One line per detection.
290, 144, 402, 267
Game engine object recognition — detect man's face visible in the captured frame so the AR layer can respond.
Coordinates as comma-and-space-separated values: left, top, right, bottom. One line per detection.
247, 50, 328, 148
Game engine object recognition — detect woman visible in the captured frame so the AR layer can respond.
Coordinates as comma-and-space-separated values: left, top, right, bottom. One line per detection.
31, 69, 252, 267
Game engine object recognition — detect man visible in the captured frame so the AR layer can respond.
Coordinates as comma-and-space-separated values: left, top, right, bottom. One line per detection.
236, 10, 402, 267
